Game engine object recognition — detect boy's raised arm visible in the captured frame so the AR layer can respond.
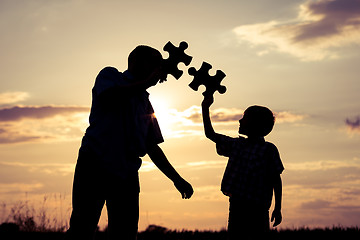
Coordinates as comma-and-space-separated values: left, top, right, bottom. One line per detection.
201, 95, 220, 142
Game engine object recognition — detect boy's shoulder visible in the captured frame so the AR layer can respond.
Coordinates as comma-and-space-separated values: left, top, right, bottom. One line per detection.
263, 140, 281, 158
264, 140, 277, 148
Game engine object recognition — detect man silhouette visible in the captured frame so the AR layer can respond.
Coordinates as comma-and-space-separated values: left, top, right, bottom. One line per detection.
65, 45, 193, 240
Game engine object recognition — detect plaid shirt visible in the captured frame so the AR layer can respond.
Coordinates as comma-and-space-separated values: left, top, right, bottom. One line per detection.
216, 134, 284, 209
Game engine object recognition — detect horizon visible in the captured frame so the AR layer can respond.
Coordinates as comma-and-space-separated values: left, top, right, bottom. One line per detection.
1, 0, 360, 231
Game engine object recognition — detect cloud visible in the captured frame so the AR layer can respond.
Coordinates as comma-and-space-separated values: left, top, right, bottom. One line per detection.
286, 158, 360, 171
0, 105, 89, 122
275, 111, 307, 123
0, 161, 74, 177
175, 106, 304, 125
186, 160, 225, 169
0, 161, 74, 195
0, 92, 30, 105
284, 158, 360, 190
345, 116, 360, 134
0, 183, 44, 194
184, 106, 244, 124
233, 0, 360, 61
0, 105, 89, 144
141, 159, 225, 173
0, 104, 304, 143
297, 198, 360, 227
300, 199, 332, 209
284, 169, 360, 228
155, 105, 305, 139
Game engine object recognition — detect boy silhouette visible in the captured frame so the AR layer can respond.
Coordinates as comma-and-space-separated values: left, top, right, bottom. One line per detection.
65, 45, 193, 240
201, 95, 284, 240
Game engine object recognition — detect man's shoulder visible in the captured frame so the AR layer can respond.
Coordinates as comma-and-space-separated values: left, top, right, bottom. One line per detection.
92, 67, 124, 95
95, 67, 124, 85
97, 66, 120, 77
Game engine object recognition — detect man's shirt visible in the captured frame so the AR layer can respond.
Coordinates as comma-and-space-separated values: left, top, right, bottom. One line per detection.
82, 67, 164, 178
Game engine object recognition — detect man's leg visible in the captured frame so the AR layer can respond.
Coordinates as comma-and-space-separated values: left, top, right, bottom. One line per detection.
65, 149, 105, 240
106, 175, 140, 240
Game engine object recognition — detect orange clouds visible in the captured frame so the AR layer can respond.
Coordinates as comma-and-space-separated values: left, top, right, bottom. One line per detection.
0, 88, 306, 144
233, 0, 360, 61
0, 92, 29, 105
0, 105, 89, 144
152, 105, 305, 139
0, 102, 305, 144
283, 157, 360, 228
275, 111, 306, 123
175, 106, 305, 125
180, 106, 243, 125
0, 105, 89, 122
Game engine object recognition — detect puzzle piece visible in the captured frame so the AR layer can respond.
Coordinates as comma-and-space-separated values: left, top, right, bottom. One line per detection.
160, 41, 193, 83
188, 62, 226, 96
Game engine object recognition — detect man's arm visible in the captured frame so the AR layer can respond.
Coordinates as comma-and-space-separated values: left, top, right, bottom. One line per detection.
201, 95, 221, 142
147, 144, 193, 199
271, 174, 283, 227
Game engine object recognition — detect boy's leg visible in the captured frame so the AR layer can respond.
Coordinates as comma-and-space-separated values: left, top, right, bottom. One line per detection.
65, 149, 105, 240
228, 199, 270, 240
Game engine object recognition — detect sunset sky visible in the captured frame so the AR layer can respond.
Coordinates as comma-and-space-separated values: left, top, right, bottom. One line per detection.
1, 0, 360, 231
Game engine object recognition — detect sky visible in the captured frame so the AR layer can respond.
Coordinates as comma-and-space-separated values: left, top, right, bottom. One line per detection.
1, 0, 360, 231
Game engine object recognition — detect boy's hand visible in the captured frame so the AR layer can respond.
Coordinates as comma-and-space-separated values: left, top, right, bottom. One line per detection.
174, 178, 194, 199
271, 208, 282, 227
201, 95, 214, 108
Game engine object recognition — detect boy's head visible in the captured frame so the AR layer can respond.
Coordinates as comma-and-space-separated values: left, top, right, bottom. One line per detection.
128, 45, 163, 80
239, 105, 275, 137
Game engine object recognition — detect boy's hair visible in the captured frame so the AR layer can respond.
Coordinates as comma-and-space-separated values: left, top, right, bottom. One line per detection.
244, 105, 275, 137
128, 45, 162, 76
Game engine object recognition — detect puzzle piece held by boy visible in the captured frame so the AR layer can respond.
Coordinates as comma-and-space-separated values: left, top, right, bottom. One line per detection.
188, 62, 226, 96
160, 41, 193, 82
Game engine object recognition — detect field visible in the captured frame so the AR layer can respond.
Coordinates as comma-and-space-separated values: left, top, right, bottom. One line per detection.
1, 201, 359, 239
0, 224, 359, 240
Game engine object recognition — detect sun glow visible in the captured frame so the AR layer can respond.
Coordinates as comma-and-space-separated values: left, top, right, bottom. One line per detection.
151, 97, 177, 137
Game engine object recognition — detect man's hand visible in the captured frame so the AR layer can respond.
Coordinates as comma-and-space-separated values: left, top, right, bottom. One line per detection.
147, 144, 193, 199
271, 208, 282, 227
174, 178, 194, 199
201, 95, 214, 109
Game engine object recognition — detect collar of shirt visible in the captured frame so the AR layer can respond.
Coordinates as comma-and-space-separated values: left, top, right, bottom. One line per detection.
244, 136, 265, 143
123, 70, 150, 97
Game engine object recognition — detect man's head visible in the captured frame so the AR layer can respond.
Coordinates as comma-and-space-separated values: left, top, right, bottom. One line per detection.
238, 105, 275, 137
128, 45, 162, 80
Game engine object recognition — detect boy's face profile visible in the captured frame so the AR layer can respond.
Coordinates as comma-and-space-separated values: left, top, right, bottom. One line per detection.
238, 114, 251, 136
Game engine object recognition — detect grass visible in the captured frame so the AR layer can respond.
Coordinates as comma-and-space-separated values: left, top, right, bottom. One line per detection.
1, 223, 359, 240
1, 195, 68, 233
0, 199, 359, 239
